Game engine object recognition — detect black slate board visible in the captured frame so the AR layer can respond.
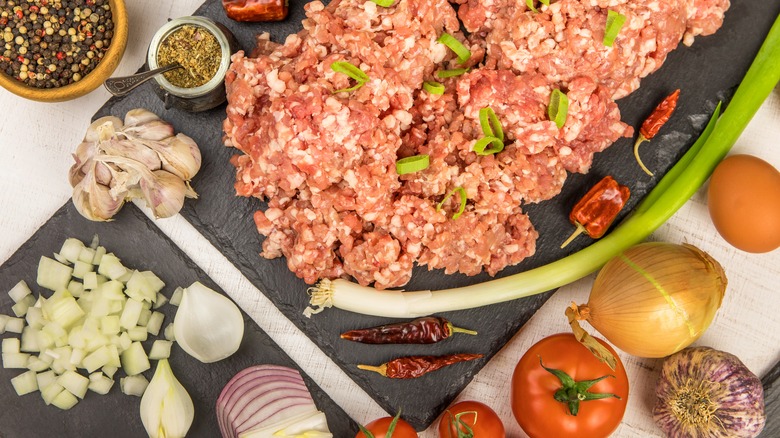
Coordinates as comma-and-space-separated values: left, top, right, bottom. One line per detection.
0, 203, 358, 437
760, 359, 780, 437
92, 0, 780, 429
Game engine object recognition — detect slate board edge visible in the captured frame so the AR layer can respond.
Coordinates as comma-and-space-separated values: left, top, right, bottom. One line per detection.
760, 359, 780, 437
0, 200, 360, 436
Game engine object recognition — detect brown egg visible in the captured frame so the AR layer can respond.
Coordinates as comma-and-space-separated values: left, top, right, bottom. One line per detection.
707, 154, 780, 253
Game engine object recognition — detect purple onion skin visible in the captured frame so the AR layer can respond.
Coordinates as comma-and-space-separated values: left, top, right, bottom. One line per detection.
654, 347, 766, 437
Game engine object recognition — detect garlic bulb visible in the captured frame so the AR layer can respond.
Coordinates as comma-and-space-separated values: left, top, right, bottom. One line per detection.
140, 358, 194, 438
69, 109, 201, 221
654, 347, 765, 438
174, 282, 244, 363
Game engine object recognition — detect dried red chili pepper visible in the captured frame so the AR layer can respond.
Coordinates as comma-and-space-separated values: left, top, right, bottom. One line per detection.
634, 89, 681, 176
341, 316, 477, 344
222, 0, 289, 22
358, 353, 483, 379
560, 176, 630, 249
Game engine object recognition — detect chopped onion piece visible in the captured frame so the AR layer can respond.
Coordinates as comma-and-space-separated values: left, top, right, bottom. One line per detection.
72, 260, 93, 279
127, 326, 148, 341
153, 293, 168, 309
27, 356, 50, 372
0, 314, 9, 333
3, 338, 20, 353
11, 295, 36, 317
41, 382, 64, 406
4, 352, 31, 369
88, 372, 114, 395
58, 370, 90, 399
12, 370, 39, 395
164, 323, 175, 341
52, 389, 79, 410
21, 326, 40, 352
82, 345, 112, 373
119, 298, 144, 330
170, 288, 184, 306
148, 340, 173, 360
137, 308, 152, 327
6, 317, 24, 333
36, 370, 57, 389
147, 312, 165, 336
8, 280, 32, 303
102, 365, 118, 379
67, 280, 84, 297
120, 341, 150, 376
120, 374, 149, 397
100, 315, 121, 336
97, 254, 128, 281
59, 238, 85, 264
37, 256, 73, 292
78, 247, 96, 264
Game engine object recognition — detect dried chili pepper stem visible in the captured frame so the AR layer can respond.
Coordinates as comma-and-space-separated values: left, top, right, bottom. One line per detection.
561, 176, 631, 249
634, 89, 681, 176
340, 316, 477, 344
358, 354, 483, 379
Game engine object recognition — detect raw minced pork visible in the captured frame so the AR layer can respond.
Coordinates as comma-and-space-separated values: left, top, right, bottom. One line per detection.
223, 0, 729, 289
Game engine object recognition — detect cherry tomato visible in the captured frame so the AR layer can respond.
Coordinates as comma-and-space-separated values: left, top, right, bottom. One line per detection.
355, 415, 418, 438
511, 333, 628, 438
437, 400, 505, 437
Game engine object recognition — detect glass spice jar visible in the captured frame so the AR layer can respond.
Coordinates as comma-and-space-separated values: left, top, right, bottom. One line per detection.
146, 16, 238, 112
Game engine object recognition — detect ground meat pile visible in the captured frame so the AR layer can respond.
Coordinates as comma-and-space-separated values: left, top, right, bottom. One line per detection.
223, 0, 729, 289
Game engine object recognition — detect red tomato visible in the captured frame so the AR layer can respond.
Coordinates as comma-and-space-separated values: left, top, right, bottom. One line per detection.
437, 400, 505, 437
355, 416, 418, 438
511, 333, 628, 438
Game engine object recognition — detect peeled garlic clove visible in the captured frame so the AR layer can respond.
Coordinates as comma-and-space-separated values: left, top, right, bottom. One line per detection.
140, 359, 194, 438
84, 116, 123, 143
152, 134, 202, 180
174, 282, 244, 363
139, 170, 189, 219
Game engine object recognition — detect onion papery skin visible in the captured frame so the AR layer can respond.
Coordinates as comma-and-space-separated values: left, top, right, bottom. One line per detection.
654, 347, 765, 438
584, 243, 726, 358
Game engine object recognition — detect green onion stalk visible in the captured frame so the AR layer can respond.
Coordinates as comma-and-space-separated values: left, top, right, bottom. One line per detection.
306, 16, 780, 318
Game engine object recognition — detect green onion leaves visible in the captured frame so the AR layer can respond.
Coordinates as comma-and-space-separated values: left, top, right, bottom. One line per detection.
548, 89, 569, 129
437, 187, 467, 220
369, 0, 395, 7
437, 68, 469, 79
331, 61, 369, 93
423, 81, 445, 95
479, 107, 504, 141
473, 137, 504, 155
604, 10, 627, 47
437, 33, 472, 64
396, 154, 430, 175
526, 0, 549, 12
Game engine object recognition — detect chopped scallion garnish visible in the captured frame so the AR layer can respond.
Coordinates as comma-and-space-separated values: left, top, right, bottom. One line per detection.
437, 68, 469, 79
437, 187, 467, 219
437, 33, 471, 64
330, 61, 369, 93
473, 136, 505, 155
423, 81, 445, 95
548, 89, 569, 129
603, 10, 627, 47
396, 154, 430, 175
479, 107, 504, 141
369, 0, 395, 7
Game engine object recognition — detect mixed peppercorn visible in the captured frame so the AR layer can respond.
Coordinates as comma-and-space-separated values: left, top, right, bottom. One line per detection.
0, 0, 114, 89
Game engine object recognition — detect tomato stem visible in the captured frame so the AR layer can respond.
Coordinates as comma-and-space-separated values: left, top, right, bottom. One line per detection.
539, 358, 621, 416
444, 410, 477, 438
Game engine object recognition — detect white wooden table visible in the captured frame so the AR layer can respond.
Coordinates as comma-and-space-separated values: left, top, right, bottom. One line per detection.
1, 1, 778, 436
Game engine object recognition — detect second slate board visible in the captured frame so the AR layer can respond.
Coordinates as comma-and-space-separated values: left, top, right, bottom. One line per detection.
93, 0, 780, 429
0, 203, 358, 437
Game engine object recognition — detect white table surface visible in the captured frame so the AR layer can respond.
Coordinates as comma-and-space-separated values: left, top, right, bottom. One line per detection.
1, 1, 778, 436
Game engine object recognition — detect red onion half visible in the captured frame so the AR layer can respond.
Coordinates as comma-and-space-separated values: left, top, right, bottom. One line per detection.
216, 365, 332, 438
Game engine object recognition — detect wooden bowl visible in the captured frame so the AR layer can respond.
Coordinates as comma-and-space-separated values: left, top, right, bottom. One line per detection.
0, 0, 128, 102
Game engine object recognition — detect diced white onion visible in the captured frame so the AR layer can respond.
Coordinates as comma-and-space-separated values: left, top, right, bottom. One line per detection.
148, 340, 173, 360
120, 374, 149, 397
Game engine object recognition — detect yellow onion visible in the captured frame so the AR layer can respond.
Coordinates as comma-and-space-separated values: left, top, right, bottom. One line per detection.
568, 242, 727, 360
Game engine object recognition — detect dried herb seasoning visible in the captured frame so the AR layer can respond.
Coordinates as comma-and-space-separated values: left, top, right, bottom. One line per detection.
157, 24, 221, 89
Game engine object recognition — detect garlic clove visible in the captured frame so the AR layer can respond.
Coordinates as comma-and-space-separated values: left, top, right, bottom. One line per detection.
139, 170, 189, 219
123, 109, 175, 141
72, 168, 125, 222
174, 282, 244, 363
94, 161, 114, 186
84, 116, 123, 143
99, 139, 162, 171
140, 359, 194, 438
146, 134, 202, 180
69, 142, 95, 187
